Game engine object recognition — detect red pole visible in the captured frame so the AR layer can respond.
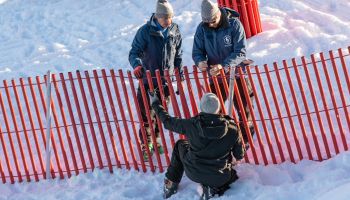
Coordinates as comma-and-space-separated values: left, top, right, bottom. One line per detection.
301, 57, 331, 159
338, 48, 350, 98
139, 75, 163, 172
282, 60, 313, 160
146, 70, 171, 167
273, 63, 303, 161
119, 70, 147, 172
106, 69, 133, 169
238, 68, 268, 165
245, 0, 257, 35
252, 0, 262, 32
155, 70, 175, 149
234, 68, 259, 164
0, 158, 5, 183
36, 76, 64, 179
328, 51, 349, 150
292, 58, 323, 160
94, 70, 124, 170
238, 0, 252, 38
146, 71, 164, 173
247, 67, 277, 164
212, 76, 227, 114
52, 75, 79, 175
12, 79, 39, 181
201, 71, 212, 93
254, 67, 286, 162
164, 70, 183, 140
84, 71, 113, 173
193, 66, 204, 99
59, 73, 87, 173
127, 71, 154, 172
263, 65, 295, 163
28, 77, 57, 179
3, 80, 31, 181
76, 71, 103, 169
43, 76, 71, 178
0, 125, 14, 183
183, 67, 199, 115
68, 72, 95, 170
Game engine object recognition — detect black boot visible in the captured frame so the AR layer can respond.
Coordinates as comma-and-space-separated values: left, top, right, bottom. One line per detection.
163, 178, 179, 199
200, 185, 218, 200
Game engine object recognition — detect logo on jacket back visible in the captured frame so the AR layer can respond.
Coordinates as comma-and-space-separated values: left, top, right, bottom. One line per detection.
223, 35, 232, 47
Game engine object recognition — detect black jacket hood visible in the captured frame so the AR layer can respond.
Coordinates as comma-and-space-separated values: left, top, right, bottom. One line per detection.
196, 113, 229, 139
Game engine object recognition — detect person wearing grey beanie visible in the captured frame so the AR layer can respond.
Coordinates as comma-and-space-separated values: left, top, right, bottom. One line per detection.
193, 0, 255, 154
149, 91, 245, 199
200, 93, 221, 114
129, 0, 183, 162
155, 0, 174, 18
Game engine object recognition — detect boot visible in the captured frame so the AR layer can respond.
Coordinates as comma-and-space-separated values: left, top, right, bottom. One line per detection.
141, 143, 154, 161
163, 178, 179, 199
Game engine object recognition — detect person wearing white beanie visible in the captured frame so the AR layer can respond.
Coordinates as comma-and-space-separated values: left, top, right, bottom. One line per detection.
149, 92, 245, 199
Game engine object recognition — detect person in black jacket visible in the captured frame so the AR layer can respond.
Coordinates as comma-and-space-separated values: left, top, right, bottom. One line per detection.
129, 0, 183, 160
150, 92, 246, 199
192, 0, 255, 144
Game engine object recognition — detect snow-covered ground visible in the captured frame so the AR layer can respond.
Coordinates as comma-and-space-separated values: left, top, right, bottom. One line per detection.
0, 0, 350, 199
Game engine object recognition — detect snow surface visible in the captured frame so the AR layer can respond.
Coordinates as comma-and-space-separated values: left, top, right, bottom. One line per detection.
0, 0, 350, 199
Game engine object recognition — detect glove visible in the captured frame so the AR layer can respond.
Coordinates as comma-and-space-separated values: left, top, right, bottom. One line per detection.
133, 65, 144, 79
209, 64, 223, 76
235, 59, 254, 75
197, 61, 208, 72
148, 91, 159, 105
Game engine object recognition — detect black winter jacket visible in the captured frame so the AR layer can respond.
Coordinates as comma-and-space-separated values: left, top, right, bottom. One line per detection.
152, 100, 246, 187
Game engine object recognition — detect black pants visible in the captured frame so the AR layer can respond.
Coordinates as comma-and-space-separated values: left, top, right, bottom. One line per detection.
166, 140, 239, 189
210, 77, 255, 142
137, 84, 169, 145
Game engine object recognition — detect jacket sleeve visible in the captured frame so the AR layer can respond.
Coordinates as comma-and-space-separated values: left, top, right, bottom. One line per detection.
129, 27, 147, 69
174, 26, 183, 69
152, 100, 191, 135
231, 127, 246, 160
192, 24, 207, 66
222, 19, 247, 67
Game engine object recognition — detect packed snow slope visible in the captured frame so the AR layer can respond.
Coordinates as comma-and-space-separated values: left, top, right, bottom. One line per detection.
0, 0, 350, 199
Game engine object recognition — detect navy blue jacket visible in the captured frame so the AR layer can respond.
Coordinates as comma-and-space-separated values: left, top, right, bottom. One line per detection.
129, 14, 183, 85
192, 8, 246, 70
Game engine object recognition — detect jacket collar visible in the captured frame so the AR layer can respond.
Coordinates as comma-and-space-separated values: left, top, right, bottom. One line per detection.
147, 13, 176, 37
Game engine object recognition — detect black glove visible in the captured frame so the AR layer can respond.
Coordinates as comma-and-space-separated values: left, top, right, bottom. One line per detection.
148, 91, 159, 105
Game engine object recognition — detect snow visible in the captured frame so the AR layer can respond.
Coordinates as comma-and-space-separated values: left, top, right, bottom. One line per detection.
0, 0, 350, 199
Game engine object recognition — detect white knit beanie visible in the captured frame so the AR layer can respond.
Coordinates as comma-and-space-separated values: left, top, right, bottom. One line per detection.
200, 93, 221, 114
155, 0, 174, 18
201, 0, 220, 22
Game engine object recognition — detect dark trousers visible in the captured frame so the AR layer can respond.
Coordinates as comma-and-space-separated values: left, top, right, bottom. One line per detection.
210, 77, 255, 142
166, 140, 239, 190
137, 84, 169, 145
166, 139, 190, 183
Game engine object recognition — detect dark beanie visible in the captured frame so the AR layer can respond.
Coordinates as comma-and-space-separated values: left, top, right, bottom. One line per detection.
155, 0, 174, 18
201, 0, 220, 22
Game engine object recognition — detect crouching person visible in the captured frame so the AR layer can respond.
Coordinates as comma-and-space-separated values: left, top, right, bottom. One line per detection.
150, 92, 246, 199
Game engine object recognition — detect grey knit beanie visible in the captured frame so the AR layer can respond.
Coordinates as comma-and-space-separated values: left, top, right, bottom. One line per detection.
200, 93, 221, 114
201, 0, 220, 22
155, 0, 174, 18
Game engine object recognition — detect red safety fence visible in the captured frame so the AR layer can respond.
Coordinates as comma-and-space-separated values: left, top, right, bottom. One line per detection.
217, 0, 262, 38
0, 47, 350, 184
